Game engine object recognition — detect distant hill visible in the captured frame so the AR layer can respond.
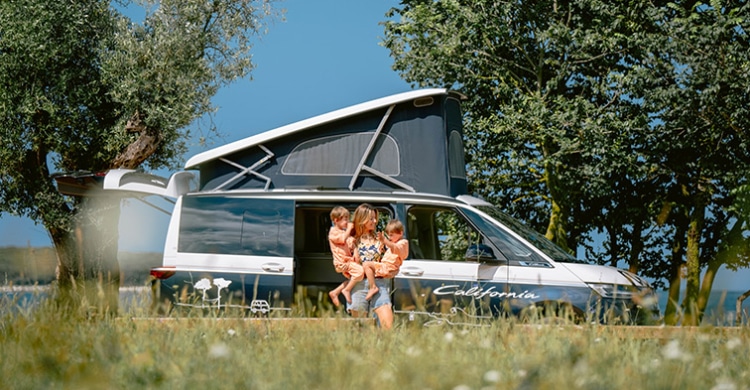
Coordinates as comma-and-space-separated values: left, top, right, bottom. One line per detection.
0, 246, 161, 286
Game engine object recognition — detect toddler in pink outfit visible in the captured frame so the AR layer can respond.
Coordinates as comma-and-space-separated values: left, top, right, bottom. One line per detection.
363, 219, 408, 301
327, 206, 363, 307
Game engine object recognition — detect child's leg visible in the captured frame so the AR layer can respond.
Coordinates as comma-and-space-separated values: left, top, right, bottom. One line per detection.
364, 263, 379, 301
341, 278, 359, 304
329, 280, 347, 307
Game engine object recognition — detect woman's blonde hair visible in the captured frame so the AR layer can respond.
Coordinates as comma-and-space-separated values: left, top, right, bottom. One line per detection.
352, 203, 377, 241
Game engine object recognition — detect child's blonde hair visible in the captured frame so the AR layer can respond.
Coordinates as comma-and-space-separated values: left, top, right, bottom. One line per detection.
385, 219, 404, 234
330, 206, 349, 221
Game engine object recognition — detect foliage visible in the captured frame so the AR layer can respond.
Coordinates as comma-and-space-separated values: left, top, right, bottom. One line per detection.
383, 0, 750, 323
1, 297, 749, 389
0, 0, 280, 306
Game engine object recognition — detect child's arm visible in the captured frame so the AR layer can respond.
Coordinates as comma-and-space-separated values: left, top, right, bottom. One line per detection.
353, 246, 362, 264
379, 232, 397, 251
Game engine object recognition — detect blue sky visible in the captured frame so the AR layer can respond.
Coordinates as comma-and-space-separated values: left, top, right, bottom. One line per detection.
1, 0, 748, 291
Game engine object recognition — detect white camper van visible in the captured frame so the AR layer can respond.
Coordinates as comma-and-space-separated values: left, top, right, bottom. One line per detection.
103, 89, 661, 324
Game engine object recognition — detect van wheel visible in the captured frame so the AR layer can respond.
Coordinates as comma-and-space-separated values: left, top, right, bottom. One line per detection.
519, 302, 581, 325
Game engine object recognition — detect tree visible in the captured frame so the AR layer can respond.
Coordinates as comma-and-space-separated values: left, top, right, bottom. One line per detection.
382, 0, 656, 256
625, 1, 750, 324
0, 0, 279, 316
383, 0, 750, 325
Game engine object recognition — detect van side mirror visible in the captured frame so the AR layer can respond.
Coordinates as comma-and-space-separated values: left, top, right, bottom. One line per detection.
465, 244, 497, 262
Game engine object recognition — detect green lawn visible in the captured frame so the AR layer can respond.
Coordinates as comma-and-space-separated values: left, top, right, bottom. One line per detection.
2, 292, 748, 390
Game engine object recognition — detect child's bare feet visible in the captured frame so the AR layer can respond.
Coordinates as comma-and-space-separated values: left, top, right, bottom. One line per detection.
365, 286, 379, 301
342, 289, 352, 304
329, 290, 340, 307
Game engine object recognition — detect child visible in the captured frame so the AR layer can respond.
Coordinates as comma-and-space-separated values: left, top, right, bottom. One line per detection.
363, 219, 409, 301
327, 206, 363, 307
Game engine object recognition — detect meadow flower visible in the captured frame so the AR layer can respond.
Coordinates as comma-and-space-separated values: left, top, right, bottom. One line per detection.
711, 378, 737, 390
444, 332, 454, 343
708, 360, 723, 371
227, 329, 236, 336
483, 370, 501, 383
725, 337, 741, 350
661, 340, 692, 361
208, 342, 231, 359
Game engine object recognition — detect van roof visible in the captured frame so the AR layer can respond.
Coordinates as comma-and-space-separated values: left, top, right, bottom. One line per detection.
184, 88, 450, 169
183, 188, 484, 206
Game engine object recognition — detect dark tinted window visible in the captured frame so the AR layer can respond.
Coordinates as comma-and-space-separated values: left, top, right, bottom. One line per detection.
461, 207, 546, 263
407, 206, 484, 261
178, 196, 294, 256
473, 205, 582, 263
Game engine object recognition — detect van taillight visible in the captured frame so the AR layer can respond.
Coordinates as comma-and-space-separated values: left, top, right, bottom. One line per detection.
150, 267, 176, 279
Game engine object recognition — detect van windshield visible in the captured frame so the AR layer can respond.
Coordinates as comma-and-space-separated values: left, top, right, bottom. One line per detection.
474, 205, 585, 263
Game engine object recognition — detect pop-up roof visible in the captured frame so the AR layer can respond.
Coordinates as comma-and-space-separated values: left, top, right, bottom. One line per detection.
187, 88, 468, 197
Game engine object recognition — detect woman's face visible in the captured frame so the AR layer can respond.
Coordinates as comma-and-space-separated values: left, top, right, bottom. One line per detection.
364, 210, 377, 232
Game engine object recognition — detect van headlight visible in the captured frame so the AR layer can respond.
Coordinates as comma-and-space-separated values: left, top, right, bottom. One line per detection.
587, 283, 636, 299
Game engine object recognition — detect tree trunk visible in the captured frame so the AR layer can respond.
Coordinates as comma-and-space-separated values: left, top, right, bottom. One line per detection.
682, 197, 706, 326
663, 220, 687, 326
111, 112, 162, 169
628, 218, 645, 274
50, 194, 121, 318
544, 165, 572, 254
663, 260, 683, 326
697, 259, 720, 316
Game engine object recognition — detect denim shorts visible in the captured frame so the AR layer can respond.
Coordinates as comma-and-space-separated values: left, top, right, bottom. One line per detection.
347, 278, 392, 314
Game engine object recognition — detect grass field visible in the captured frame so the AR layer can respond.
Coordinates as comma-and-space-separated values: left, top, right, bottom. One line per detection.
2, 290, 749, 390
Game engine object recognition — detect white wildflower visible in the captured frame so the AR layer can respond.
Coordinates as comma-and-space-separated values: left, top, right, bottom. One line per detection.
640, 294, 659, 308
711, 378, 737, 390
661, 339, 692, 361
444, 332, 454, 343
483, 370, 501, 383
726, 337, 741, 350
378, 370, 395, 381
227, 329, 236, 336
208, 342, 231, 359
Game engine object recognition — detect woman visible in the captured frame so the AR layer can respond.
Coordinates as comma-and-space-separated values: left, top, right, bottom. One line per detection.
347, 203, 395, 329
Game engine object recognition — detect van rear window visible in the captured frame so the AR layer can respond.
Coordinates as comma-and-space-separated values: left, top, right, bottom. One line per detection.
178, 196, 294, 257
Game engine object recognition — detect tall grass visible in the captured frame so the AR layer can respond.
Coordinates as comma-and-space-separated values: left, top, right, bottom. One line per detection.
1, 291, 749, 390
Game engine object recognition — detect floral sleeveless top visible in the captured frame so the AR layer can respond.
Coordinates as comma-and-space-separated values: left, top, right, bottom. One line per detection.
357, 237, 383, 263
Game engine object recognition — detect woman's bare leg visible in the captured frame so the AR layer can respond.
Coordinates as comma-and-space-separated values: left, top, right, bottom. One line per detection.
374, 304, 394, 330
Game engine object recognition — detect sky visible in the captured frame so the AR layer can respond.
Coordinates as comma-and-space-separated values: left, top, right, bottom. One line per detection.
1, 0, 748, 291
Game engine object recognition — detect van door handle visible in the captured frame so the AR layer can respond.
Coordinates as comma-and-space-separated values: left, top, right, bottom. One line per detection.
400, 267, 424, 277
262, 263, 285, 272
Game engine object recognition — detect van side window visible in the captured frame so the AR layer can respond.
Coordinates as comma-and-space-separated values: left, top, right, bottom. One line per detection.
178, 196, 293, 256
407, 206, 482, 261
